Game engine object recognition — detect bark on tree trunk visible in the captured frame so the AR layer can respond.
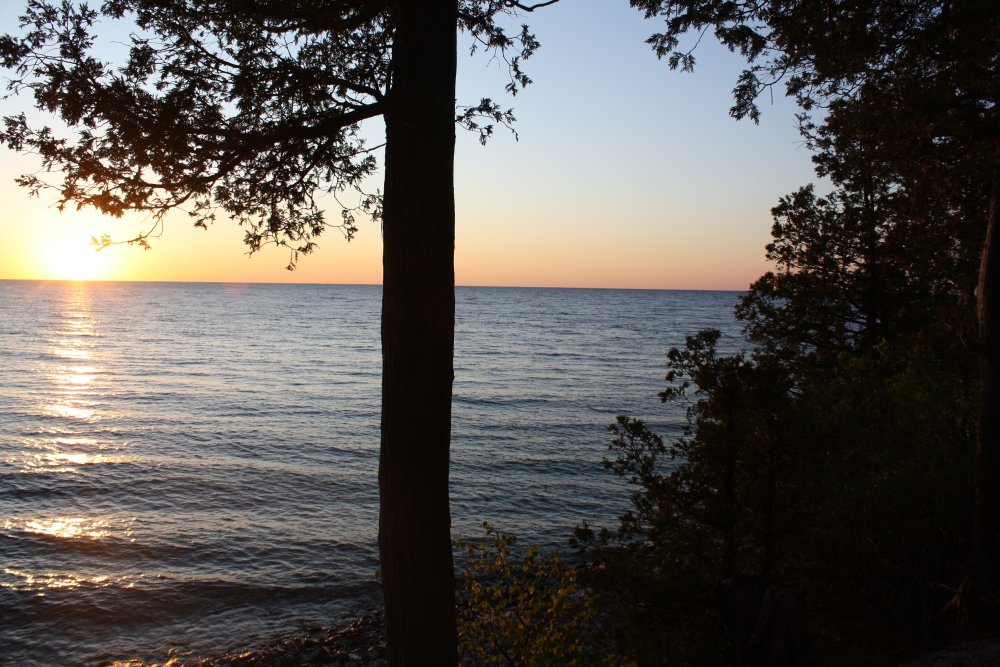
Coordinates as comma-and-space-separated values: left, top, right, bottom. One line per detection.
378, 2, 458, 664
975, 170, 1000, 560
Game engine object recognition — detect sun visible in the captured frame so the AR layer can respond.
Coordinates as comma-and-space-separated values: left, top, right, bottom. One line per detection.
39, 235, 117, 281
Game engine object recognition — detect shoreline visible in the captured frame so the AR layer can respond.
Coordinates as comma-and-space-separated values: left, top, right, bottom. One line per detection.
111, 613, 386, 667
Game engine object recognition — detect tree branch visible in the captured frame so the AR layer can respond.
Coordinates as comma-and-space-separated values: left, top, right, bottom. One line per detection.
506, 0, 561, 11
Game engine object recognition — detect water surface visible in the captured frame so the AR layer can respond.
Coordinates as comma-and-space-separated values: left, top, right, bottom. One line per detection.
0, 281, 741, 665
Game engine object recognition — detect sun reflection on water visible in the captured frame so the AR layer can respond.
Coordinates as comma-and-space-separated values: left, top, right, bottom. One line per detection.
6, 432, 130, 473
7, 516, 116, 540
45, 402, 98, 421
52, 436, 101, 447
37, 286, 106, 426
2, 567, 143, 594
12, 449, 124, 472
51, 346, 92, 361
2, 283, 153, 638
2, 515, 140, 596
61, 366, 100, 386
53, 451, 107, 466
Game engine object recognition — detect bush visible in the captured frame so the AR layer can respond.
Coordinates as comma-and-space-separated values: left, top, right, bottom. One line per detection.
456, 522, 619, 666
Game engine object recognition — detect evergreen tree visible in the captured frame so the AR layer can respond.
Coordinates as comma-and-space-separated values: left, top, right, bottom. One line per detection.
583, 102, 984, 656
633, 0, 1000, 560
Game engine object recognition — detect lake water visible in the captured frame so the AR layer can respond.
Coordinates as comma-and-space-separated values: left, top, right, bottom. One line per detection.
0, 281, 742, 665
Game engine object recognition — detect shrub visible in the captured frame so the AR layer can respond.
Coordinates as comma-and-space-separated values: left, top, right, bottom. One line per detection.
456, 522, 618, 666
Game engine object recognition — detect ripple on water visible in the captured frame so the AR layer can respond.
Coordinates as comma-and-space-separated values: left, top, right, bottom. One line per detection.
0, 281, 741, 665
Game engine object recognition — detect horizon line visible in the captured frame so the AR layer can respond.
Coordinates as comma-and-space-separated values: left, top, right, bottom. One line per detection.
0, 277, 747, 292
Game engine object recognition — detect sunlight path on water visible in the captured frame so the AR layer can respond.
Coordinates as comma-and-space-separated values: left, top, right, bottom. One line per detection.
0, 281, 743, 665
2, 284, 138, 600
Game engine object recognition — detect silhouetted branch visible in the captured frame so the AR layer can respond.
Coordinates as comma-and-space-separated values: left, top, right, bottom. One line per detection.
506, 0, 561, 11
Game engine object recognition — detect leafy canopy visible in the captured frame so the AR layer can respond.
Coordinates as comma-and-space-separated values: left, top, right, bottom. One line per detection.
0, 0, 543, 265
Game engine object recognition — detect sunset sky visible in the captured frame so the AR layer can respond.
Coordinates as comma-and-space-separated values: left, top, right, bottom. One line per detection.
0, 2, 818, 290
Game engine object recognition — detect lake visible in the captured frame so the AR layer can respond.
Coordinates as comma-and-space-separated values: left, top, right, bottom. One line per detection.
0, 281, 742, 665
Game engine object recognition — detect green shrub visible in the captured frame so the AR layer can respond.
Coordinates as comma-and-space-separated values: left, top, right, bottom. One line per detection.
457, 522, 619, 666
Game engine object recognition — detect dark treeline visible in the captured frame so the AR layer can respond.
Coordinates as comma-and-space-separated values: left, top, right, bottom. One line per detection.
571, 141, 986, 663
561, 1, 999, 663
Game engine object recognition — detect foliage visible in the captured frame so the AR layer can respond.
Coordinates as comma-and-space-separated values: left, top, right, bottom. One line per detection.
0, 2, 563, 662
579, 334, 977, 660
571, 331, 797, 664
0, 0, 542, 265
631, 0, 1000, 139
632, 0, 999, 570
456, 522, 616, 666
597, 332, 793, 577
575, 87, 984, 655
570, 0, 993, 660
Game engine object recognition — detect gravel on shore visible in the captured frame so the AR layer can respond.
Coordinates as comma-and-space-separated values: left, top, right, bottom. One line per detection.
105, 611, 1000, 666
109, 613, 386, 667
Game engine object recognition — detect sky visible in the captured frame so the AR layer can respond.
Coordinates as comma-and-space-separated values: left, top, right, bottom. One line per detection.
0, 2, 818, 290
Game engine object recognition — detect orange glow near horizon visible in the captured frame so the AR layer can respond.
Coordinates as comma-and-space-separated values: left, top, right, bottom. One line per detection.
0, 2, 820, 292
1, 198, 767, 289
7, 216, 764, 290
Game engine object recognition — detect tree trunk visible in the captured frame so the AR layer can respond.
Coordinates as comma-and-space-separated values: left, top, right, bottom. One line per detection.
975, 170, 1000, 560
379, 2, 458, 664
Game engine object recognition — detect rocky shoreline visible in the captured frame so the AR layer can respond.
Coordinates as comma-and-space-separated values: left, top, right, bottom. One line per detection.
111, 613, 386, 667
105, 611, 1000, 667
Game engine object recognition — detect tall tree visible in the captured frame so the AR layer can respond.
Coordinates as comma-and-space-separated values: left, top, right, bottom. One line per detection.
378, 3, 458, 660
0, 1, 547, 663
632, 0, 1000, 558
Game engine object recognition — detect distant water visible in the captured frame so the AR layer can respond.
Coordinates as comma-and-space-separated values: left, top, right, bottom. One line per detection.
0, 281, 741, 665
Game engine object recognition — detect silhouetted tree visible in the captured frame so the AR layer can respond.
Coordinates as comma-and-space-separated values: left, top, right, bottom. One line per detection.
582, 189, 980, 659
565, 4, 992, 658
633, 0, 1000, 561
0, 1, 552, 663
574, 332, 799, 663
738, 174, 983, 377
